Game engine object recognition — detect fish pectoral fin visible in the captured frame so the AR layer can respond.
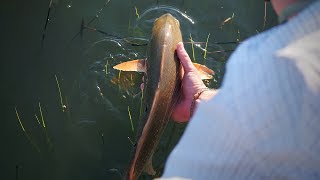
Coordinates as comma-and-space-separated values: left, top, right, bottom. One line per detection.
113, 59, 146, 72
193, 63, 215, 79
143, 156, 156, 176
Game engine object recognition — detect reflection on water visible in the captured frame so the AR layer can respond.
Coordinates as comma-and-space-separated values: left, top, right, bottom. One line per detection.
135, 5, 195, 32
2, 0, 277, 179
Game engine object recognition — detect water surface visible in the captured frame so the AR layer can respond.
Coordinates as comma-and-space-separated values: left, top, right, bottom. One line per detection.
1, 0, 277, 179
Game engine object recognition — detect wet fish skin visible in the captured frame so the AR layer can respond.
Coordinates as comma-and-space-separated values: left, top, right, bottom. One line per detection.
128, 13, 182, 180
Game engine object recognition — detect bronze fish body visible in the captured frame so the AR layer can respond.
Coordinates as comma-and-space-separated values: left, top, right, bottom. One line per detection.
128, 13, 182, 180
113, 13, 214, 180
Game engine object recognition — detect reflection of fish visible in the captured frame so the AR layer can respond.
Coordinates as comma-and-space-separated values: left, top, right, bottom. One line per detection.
114, 13, 213, 180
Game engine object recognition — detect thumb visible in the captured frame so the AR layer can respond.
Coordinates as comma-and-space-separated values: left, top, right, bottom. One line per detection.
177, 42, 197, 73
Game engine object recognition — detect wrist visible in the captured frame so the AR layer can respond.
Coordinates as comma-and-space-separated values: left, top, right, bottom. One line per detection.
197, 89, 218, 102
190, 88, 218, 117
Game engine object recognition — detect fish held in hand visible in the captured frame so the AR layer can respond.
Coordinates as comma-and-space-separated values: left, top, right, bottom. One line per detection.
113, 13, 214, 180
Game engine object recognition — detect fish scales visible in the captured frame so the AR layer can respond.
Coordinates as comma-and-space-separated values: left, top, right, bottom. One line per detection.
127, 13, 182, 180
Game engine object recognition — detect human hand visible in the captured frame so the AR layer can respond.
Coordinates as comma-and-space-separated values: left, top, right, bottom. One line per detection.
170, 42, 208, 122
140, 42, 216, 122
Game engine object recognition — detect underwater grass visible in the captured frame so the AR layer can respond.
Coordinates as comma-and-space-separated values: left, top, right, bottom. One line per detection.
127, 106, 134, 132
14, 107, 40, 152
189, 34, 196, 62
127, 136, 134, 145
38, 102, 46, 128
105, 60, 109, 76
203, 33, 210, 60
15, 107, 26, 132
35, 114, 41, 125
134, 6, 140, 19
139, 89, 144, 120
118, 70, 122, 92
38, 102, 53, 149
55, 74, 65, 112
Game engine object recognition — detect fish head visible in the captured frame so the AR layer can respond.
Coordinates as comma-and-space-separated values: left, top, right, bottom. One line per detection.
154, 13, 180, 30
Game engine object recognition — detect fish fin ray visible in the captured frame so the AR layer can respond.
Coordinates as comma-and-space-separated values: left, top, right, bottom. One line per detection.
113, 59, 146, 72
193, 63, 214, 79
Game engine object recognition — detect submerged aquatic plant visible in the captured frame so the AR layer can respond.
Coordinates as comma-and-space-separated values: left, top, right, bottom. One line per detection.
128, 106, 134, 132
128, 136, 134, 146
38, 102, 46, 128
35, 114, 41, 125
55, 74, 67, 112
189, 34, 196, 62
204, 33, 210, 60
38, 102, 53, 149
14, 107, 40, 152
135, 6, 140, 19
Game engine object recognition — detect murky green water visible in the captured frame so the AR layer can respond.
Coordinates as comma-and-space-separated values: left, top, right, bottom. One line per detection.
1, 0, 277, 179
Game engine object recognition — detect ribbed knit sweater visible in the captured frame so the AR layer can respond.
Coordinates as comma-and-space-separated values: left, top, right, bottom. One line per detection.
162, 1, 320, 179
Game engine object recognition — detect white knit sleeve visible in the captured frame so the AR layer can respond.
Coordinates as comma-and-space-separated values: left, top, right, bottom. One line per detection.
162, 23, 320, 179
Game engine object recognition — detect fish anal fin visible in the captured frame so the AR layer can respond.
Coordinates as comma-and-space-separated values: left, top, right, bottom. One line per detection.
113, 59, 146, 72
143, 156, 156, 176
193, 63, 215, 79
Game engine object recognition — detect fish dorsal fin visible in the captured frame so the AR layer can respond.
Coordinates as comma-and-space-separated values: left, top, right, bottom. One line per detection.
193, 63, 215, 80
113, 59, 146, 72
143, 155, 156, 175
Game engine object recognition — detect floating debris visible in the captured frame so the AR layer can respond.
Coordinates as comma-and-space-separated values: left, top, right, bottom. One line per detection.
221, 13, 235, 28
66, 1, 72, 8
